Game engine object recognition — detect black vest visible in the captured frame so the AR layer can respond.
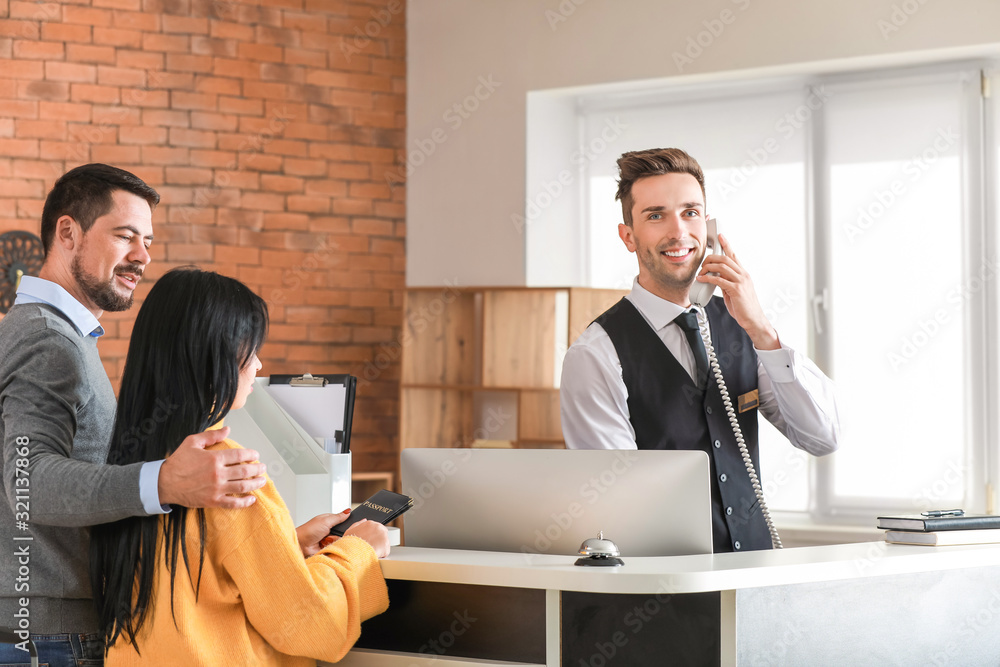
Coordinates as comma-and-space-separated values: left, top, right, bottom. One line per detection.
594, 297, 772, 553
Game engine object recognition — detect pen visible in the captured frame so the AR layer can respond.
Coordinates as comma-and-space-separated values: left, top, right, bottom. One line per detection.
921, 509, 964, 517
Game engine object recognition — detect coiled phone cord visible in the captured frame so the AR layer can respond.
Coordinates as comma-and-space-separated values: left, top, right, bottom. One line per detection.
695, 307, 783, 550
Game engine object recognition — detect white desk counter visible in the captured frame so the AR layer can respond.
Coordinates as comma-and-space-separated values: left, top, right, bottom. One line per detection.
338, 542, 1000, 666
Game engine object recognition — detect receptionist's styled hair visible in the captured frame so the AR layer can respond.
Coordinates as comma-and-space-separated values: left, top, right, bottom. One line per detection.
615, 148, 706, 227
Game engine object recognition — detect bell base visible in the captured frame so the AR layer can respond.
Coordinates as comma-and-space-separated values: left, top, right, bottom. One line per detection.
574, 556, 624, 567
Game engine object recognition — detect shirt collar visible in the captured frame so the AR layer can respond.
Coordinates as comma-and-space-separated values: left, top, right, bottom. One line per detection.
626, 277, 691, 331
14, 276, 105, 338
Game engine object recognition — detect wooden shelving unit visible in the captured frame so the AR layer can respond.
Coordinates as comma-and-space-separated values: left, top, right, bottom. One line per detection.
399, 286, 626, 451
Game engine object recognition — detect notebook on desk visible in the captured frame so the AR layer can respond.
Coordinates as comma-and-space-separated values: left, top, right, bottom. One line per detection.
400, 448, 713, 557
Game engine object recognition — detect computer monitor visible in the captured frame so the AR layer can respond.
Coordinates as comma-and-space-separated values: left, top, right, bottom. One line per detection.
400, 448, 713, 557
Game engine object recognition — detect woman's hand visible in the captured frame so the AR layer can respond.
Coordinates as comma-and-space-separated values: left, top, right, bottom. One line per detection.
345, 519, 391, 558
296, 509, 350, 557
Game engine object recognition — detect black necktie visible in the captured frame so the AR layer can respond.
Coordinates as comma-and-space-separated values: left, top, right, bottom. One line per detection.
673, 310, 709, 389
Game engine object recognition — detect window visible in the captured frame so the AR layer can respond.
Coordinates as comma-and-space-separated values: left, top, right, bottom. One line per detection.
529, 62, 998, 521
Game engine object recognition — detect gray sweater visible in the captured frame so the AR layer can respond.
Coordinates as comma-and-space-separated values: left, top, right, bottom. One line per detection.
0, 303, 145, 634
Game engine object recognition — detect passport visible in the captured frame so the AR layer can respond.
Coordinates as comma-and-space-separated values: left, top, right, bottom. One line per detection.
329, 489, 413, 536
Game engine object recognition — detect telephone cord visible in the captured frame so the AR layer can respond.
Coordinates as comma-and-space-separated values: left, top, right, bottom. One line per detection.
695, 307, 782, 550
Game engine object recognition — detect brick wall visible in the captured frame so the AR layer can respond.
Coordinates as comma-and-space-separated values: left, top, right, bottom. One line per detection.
0, 0, 406, 474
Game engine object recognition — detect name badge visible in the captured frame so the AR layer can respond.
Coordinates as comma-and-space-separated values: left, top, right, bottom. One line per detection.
738, 390, 759, 413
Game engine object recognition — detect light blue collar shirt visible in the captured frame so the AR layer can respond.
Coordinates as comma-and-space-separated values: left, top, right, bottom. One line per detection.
14, 275, 167, 514
15, 275, 105, 338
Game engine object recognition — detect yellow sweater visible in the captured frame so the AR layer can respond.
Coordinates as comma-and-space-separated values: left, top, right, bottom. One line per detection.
107, 438, 389, 666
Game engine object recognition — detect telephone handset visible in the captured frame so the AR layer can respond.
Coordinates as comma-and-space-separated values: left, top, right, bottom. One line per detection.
690, 218, 782, 549
689, 217, 720, 308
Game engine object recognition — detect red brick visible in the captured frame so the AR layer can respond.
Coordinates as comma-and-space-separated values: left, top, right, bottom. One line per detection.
93, 26, 142, 48
63, 6, 113, 26
0, 177, 43, 197
141, 32, 188, 53
115, 49, 163, 71
39, 140, 87, 160
326, 89, 372, 109
188, 111, 236, 132
168, 127, 215, 148
20, 80, 69, 101
143, 108, 189, 127
262, 212, 309, 230
167, 243, 213, 262
0, 19, 39, 39
0, 57, 42, 79
237, 5, 281, 28
306, 70, 392, 93
97, 66, 146, 87
231, 150, 282, 171
188, 149, 233, 168
284, 122, 328, 141
209, 20, 253, 41
0, 120, 13, 137
238, 41, 282, 63
217, 207, 262, 226
0, 138, 39, 158
15, 119, 66, 140
118, 125, 166, 145
190, 36, 235, 57
46, 61, 96, 83
214, 170, 258, 190
307, 216, 350, 234
66, 43, 117, 64
141, 145, 189, 165
304, 179, 346, 197
93, 0, 141, 10
91, 144, 141, 163
93, 104, 142, 126
167, 206, 214, 225
332, 198, 372, 216
260, 63, 304, 83
171, 91, 215, 110
150, 71, 194, 90
260, 173, 303, 193
262, 139, 307, 157
284, 47, 326, 68
125, 88, 170, 108
70, 84, 120, 104
9, 1, 60, 20
162, 14, 207, 34
240, 191, 285, 211
12, 39, 63, 59
215, 244, 260, 265
210, 57, 260, 81
218, 96, 262, 116
113, 9, 159, 31
166, 53, 212, 73
0, 99, 36, 118
286, 195, 329, 213
40, 22, 91, 43
193, 75, 240, 96
282, 157, 326, 177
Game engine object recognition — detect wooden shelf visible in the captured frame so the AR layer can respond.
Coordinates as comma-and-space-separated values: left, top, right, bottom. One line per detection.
398, 287, 626, 459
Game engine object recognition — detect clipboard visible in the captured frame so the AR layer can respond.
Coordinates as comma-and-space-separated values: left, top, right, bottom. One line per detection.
225, 373, 357, 525
266, 374, 357, 453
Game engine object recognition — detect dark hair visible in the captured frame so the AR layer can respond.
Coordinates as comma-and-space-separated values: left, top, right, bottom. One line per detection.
615, 148, 706, 226
41, 163, 160, 255
89, 268, 268, 653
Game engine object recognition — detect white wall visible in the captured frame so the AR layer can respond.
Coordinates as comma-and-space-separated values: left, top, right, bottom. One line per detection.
406, 0, 1000, 287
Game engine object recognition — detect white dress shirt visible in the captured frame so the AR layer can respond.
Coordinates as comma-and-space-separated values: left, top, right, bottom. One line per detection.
560, 279, 840, 456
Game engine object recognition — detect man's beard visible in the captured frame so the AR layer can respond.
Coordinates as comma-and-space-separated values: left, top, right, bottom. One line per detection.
640, 243, 704, 293
71, 256, 140, 312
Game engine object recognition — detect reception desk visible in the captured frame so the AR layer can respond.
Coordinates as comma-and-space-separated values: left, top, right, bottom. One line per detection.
333, 541, 1000, 666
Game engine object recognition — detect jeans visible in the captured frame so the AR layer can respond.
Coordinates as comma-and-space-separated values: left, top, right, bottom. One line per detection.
0, 632, 103, 666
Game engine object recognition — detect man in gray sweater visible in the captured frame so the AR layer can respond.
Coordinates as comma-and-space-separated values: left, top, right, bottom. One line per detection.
0, 164, 268, 665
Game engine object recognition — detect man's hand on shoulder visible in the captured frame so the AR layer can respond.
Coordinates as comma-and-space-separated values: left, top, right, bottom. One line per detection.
157, 426, 267, 509
698, 233, 780, 351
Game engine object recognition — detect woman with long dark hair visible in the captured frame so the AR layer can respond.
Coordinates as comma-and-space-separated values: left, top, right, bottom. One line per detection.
89, 268, 389, 665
